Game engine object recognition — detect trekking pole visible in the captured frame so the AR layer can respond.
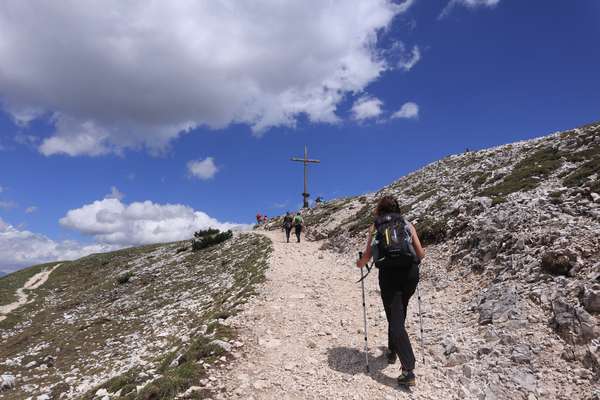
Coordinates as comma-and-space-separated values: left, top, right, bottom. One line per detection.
416, 285, 425, 364
358, 251, 370, 373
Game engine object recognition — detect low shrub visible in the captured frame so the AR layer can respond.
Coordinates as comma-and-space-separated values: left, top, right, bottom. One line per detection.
116, 271, 133, 285
416, 217, 447, 246
191, 229, 233, 252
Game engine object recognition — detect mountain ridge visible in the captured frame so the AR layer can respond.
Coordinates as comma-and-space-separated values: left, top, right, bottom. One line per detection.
1, 121, 599, 399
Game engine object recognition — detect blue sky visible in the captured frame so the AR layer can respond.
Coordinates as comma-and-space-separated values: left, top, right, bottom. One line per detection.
1, 0, 599, 272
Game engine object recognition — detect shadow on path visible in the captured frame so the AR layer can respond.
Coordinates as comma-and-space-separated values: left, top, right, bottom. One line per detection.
327, 346, 412, 394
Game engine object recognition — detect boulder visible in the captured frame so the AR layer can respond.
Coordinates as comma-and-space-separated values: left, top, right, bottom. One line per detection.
0, 374, 16, 390
582, 285, 600, 313
210, 339, 233, 353
541, 250, 575, 276
442, 337, 459, 356
477, 284, 521, 325
511, 370, 537, 393
551, 298, 597, 344
511, 344, 531, 364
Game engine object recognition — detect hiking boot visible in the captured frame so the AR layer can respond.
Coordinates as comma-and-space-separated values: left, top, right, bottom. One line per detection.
397, 370, 416, 387
387, 351, 397, 364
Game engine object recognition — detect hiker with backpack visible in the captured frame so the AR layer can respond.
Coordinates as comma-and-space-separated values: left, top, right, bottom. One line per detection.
293, 212, 303, 243
282, 211, 294, 243
356, 195, 425, 387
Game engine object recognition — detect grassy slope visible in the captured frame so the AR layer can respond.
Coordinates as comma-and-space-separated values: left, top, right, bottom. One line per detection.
0, 233, 272, 400
0, 261, 64, 307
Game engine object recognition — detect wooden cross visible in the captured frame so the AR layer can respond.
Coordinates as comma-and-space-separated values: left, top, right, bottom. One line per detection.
291, 145, 320, 208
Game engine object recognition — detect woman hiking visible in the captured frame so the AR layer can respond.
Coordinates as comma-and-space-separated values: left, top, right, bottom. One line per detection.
356, 195, 425, 387
282, 211, 294, 243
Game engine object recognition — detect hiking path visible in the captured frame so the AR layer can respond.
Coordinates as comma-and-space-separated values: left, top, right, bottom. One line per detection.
220, 230, 468, 399
0, 263, 62, 322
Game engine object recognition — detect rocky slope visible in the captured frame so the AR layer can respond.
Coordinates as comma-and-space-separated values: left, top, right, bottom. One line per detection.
263, 121, 600, 399
0, 121, 598, 400
0, 233, 271, 399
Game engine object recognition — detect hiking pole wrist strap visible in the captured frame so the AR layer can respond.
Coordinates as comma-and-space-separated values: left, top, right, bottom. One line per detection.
356, 253, 372, 283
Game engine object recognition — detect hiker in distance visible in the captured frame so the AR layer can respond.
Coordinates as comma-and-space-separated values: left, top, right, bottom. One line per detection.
282, 211, 294, 243
293, 212, 303, 243
356, 195, 425, 387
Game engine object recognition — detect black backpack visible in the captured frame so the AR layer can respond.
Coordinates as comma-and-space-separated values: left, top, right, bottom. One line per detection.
372, 213, 418, 269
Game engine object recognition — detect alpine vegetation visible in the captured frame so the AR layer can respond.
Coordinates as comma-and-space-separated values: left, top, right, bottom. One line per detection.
0, 233, 271, 399
192, 229, 234, 252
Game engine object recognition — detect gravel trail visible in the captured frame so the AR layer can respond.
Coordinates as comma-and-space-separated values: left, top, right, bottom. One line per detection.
0, 263, 62, 322
221, 231, 464, 400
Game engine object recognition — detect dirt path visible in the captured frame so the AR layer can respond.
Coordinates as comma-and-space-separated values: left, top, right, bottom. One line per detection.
0, 263, 62, 322
220, 231, 465, 399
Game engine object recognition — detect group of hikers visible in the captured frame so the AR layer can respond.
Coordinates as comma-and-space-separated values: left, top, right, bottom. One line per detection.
281, 211, 303, 243
255, 213, 269, 225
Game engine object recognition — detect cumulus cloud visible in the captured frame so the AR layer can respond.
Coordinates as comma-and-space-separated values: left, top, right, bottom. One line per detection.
59, 198, 250, 246
0, 217, 115, 272
0, 1, 415, 156
391, 102, 419, 119
25, 206, 38, 214
187, 158, 219, 180
440, 0, 500, 18
351, 96, 384, 121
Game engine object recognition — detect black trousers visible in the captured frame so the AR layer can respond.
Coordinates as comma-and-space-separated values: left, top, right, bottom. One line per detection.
294, 226, 302, 242
284, 227, 292, 242
378, 264, 419, 371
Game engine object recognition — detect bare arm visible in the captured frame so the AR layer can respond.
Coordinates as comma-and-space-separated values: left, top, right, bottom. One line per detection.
356, 226, 374, 268
410, 224, 425, 260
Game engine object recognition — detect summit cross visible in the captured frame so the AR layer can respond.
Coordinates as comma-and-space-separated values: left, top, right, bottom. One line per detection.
291, 145, 320, 209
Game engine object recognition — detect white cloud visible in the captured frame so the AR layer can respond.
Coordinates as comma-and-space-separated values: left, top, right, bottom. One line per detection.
391, 102, 419, 119
440, 0, 500, 18
0, 1, 415, 156
25, 206, 38, 214
399, 46, 421, 71
187, 158, 219, 180
0, 217, 115, 272
387, 42, 421, 71
351, 96, 384, 121
60, 198, 250, 246
106, 186, 125, 200
38, 118, 112, 156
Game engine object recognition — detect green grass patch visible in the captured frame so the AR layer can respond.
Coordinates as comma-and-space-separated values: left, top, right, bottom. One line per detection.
563, 156, 600, 190
480, 147, 563, 197
473, 171, 491, 188
346, 204, 374, 234
137, 361, 204, 400
416, 217, 448, 246
491, 196, 507, 206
